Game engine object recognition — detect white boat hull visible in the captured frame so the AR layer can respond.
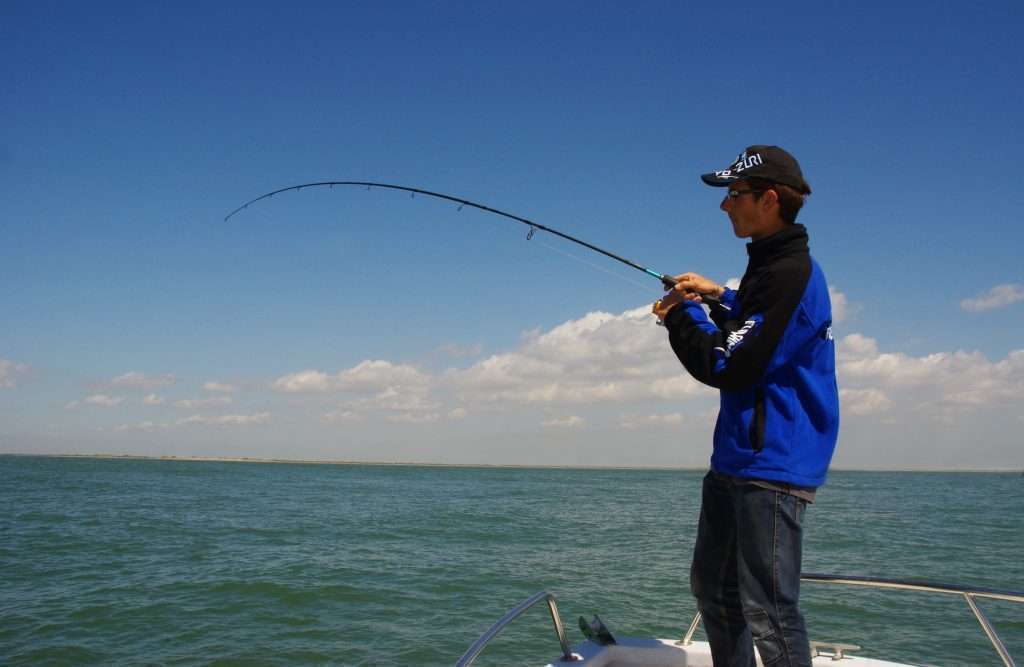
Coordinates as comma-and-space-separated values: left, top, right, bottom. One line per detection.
546, 638, 916, 667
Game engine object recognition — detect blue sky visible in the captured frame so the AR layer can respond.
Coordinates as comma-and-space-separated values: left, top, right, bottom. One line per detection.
3, 1, 1023, 469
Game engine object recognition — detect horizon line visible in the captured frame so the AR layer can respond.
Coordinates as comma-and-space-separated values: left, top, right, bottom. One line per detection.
1, 452, 1021, 474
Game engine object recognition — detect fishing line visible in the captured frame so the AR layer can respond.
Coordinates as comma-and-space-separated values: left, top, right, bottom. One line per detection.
533, 239, 653, 295
224, 181, 726, 309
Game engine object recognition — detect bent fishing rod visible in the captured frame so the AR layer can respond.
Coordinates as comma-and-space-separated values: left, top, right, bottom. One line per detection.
224, 181, 724, 308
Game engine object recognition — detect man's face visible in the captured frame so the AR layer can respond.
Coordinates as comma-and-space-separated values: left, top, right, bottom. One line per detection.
720, 181, 770, 239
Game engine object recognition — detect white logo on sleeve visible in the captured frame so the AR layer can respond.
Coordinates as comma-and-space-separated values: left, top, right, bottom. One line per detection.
715, 318, 760, 358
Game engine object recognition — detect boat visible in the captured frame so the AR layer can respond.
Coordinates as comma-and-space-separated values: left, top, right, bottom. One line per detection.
456, 573, 1024, 666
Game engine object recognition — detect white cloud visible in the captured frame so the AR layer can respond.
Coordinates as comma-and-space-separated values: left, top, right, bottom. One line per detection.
387, 412, 440, 424
114, 421, 167, 432
111, 372, 175, 389
542, 415, 584, 428
269, 306, 723, 429
336, 386, 442, 424
174, 396, 233, 409
323, 409, 364, 424
837, 334, 1024, 417
274, 306, 717, 426
347, 386, 436, 411
841, 334, 978, 387
831, 288, 848, 324
838, 332, 879, 358
116, 412, 269, 430
272, 361, 430, 394
0, 359, 29, 388
248, 301, 1010, 467
620, 413, 684, 429
839, 388, 892, 416
179, 412, 270, 426
829, 286, 859, 325
274, 361, 440, 424
338, 360, 430, 392
273, 369, 332, 393
448, 306, 713, 405
960, 284, 1024, 312
74, 393, 123, 409
648, 376, 706, 400
204, 381, 238, 393
24, 288, 1024, 468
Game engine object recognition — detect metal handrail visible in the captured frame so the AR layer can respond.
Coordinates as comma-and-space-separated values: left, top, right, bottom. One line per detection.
680, 573, 1024, 667
455, 590, 577, 666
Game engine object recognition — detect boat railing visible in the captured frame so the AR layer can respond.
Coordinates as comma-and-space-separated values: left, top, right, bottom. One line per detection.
679, 572, 1024, 667
455, 590, 576, 667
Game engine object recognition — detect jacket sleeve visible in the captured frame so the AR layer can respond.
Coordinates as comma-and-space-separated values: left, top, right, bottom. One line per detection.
663, 267, 806, 391
709, 287, 737, 328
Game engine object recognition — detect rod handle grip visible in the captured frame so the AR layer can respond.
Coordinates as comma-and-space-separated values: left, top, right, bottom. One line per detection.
660, 274, 725, 309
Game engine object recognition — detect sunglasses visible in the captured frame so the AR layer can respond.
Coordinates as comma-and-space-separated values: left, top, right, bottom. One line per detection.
725, 188, 767, 200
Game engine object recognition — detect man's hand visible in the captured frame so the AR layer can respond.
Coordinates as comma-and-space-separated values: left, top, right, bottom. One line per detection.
652, 272, 723, 323
672, 272, 725, 300
652, 284, 699, 322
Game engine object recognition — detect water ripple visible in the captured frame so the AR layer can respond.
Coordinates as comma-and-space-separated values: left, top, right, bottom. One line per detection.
1, 458, 1021, 666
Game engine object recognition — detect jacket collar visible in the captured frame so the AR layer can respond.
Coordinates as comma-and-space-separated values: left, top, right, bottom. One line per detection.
746, 224, 808, 263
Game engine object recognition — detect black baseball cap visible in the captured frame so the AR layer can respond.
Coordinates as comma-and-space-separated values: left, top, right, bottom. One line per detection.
701, 145, 811, 195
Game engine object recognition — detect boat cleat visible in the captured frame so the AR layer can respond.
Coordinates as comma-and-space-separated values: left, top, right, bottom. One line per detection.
810, 640, 862, 660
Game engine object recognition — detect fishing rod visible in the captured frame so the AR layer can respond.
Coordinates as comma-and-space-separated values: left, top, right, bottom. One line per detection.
224, 181, 724, 307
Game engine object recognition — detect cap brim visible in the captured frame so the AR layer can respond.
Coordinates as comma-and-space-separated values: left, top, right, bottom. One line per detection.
700, 172, 738, 187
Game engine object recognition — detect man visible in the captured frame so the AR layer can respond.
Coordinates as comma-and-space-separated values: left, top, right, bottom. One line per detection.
652, 146, 839, 667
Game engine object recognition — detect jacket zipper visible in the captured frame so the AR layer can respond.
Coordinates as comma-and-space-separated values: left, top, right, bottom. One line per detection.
749, 388, 766, 452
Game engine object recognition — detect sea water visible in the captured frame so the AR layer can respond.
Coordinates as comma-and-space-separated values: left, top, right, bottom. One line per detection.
1, 455, 1021, 666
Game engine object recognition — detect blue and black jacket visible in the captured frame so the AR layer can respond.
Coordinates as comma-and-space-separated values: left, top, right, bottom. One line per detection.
663, 224, 839, 488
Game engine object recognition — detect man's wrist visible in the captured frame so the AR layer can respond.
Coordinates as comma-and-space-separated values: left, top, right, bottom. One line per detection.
662, 300, 694, 329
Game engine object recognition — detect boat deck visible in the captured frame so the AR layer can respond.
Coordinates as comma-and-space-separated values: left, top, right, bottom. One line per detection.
456, 575, 1024, 667
546, 637, 913, 667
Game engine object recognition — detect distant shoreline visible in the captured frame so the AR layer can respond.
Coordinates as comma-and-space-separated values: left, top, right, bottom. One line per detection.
3, 452, 695, 471
0, 452, 1020, 473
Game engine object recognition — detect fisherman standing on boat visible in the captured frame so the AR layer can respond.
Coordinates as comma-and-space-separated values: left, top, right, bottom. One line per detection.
652, 146, 839, 667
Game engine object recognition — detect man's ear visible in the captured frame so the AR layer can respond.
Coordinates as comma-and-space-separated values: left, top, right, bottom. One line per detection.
761, 188, 780, 209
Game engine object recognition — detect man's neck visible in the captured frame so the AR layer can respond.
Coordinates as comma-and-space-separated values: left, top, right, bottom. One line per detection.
749, 217, 788, 241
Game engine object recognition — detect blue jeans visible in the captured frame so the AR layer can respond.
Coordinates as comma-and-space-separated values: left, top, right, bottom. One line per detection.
690, 471, 812, 667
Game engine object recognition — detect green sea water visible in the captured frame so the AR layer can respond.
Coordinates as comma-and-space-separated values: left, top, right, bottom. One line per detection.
1, 455, 1021, 666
